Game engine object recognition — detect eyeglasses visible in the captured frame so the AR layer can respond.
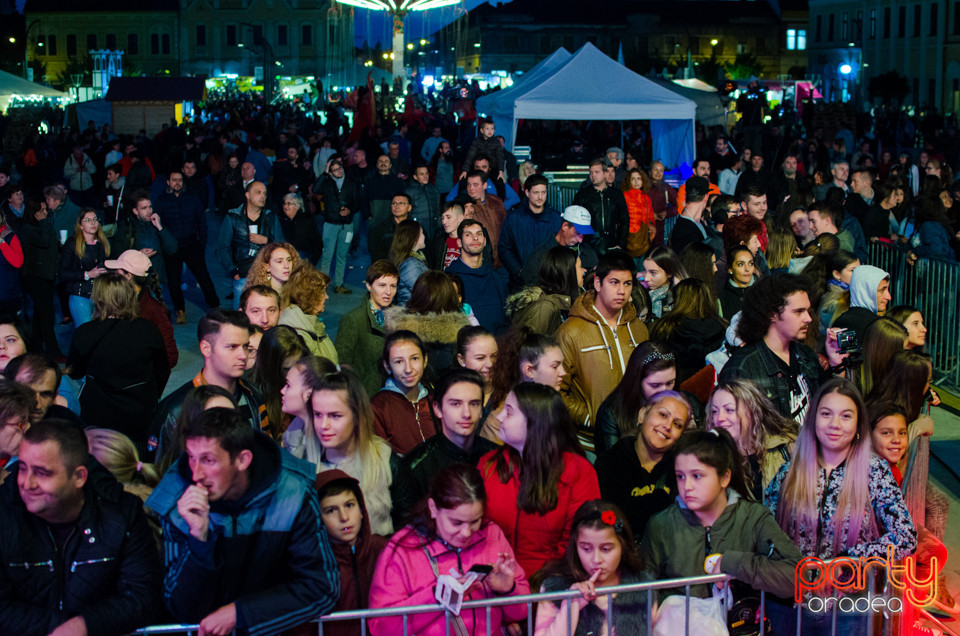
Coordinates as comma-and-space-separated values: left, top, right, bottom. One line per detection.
82, 218, 99, 224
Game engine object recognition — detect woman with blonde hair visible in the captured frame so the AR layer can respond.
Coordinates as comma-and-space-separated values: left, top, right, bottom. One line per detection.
705, 379, 798, 500
766, 227, 796, 273
595, 390, 694, 539
282, 363, 395, 535
243, 241, 301, 295
67, 272, 168, 454
279, 264, 338, 362
765, 378, 917, 633
513, 160, 538, 194
57, 207, 110, 326
85, 427, 161, 499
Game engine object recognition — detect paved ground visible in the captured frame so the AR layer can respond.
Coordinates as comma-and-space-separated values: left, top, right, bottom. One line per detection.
58, 210, 960, 632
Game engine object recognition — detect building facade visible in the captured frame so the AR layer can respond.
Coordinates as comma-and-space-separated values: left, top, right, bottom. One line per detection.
25, 0, 180, 82
177, 0, 354, 82
807, 0, 960, 111
25, 0, 354, 89
430, 0, 808, 82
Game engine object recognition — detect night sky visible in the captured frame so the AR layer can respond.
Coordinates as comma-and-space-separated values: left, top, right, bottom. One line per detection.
353, 0, 503, 48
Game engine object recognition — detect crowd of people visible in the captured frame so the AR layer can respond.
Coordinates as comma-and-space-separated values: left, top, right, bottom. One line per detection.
0, 89, 957, 636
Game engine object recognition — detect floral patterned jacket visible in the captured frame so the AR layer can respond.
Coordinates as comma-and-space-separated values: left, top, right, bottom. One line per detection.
764, 455, 917, 559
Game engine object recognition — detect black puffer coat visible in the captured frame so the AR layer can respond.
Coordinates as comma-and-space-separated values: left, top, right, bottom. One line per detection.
0, 460, 162, 636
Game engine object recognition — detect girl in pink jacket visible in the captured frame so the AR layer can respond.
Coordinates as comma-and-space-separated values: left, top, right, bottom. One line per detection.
369, 464, 530, 635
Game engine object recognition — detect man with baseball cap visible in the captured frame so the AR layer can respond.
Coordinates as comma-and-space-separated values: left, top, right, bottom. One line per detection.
106, 250, 179, 369
670, 176, 711, 255
523, 205, 599, 286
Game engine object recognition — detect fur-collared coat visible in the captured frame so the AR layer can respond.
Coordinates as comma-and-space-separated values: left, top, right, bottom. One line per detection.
383, 306, 471, 384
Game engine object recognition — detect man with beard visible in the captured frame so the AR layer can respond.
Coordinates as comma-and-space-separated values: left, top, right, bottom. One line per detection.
445, 219, 508, 332
720, 273, 845, 422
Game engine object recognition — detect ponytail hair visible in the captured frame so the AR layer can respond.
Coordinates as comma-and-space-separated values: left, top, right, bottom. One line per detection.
671, 428, 753, 500
489, 326, 559, 407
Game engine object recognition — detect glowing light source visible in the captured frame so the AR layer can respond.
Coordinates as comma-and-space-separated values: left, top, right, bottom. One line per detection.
839, 63, 853, 74
710, 39, 718, 46
335, 0, 459, 9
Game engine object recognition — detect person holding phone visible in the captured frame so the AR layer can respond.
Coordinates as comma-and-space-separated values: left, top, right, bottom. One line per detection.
57, 208, 110, 326
369, 463, 529, 636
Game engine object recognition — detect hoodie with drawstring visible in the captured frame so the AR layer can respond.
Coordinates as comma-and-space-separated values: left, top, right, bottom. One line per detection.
831, 264, 888, 341
310, 470, 388, 636
556, 290, 649, 444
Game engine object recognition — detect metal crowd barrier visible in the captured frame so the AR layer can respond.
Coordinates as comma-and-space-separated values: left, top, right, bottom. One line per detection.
546, 184, 579, 212
134, 570, 892, 636
868, 242, 960, 391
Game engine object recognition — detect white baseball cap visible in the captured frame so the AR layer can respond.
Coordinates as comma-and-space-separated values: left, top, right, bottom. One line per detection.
561, 205, 595, 235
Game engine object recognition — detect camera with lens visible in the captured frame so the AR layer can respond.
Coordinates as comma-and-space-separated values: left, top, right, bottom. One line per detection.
835, 329, 860, 355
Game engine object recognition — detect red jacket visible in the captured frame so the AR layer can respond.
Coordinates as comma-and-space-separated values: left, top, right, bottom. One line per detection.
371, 386, 436, 455
478, 450, 600, 577
138, 291, 178, 370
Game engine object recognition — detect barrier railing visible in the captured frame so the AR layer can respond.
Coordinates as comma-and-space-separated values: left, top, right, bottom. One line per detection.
134, 570, 892, 636
547, 184, 579, 211
868, 242, 960, 391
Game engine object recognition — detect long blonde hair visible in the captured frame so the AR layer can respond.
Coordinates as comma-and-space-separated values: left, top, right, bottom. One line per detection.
706, 380, 797, 460
298, 362, 385, 476
73, 208, 110, 259
774, 378, 877, 556
297, 363, 394, 533
84, 428, 160, 487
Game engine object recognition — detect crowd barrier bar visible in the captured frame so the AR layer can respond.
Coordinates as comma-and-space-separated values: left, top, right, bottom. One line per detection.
868, 242, 960, 391
547, 184, 579, 212
134, 569, 886, 636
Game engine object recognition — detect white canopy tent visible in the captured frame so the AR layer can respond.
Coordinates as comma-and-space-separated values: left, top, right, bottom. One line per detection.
476, 43, 696, 168
650, 78, 727, 127
0, 69, 68, 112
471, 48, 571, 133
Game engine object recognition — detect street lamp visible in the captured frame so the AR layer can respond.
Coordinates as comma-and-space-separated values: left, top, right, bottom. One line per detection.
333, 0, 461, 78
24, 19, 41, 81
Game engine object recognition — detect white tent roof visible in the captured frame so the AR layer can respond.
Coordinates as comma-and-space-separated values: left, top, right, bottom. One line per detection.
509, 47, 573, 89
651, 78, 726, 127
0, 69, 67, 99
476, 47, 571, 119
671, 78, 717, 92
496, 42, 696, 120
